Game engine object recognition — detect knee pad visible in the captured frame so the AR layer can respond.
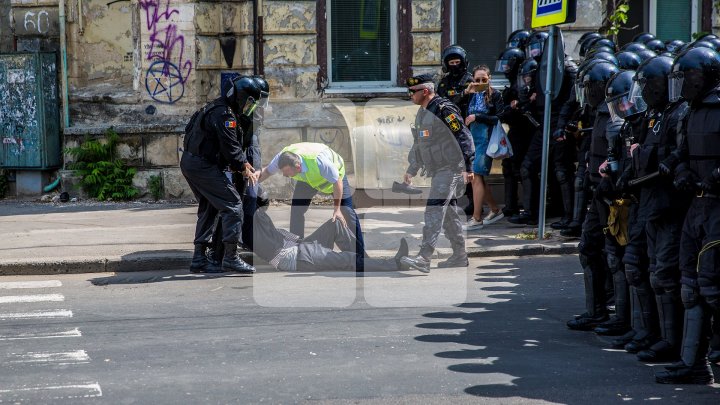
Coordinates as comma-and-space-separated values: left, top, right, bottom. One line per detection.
520, 165, 531, 180
681, 284, 700, 309
625, 263, 643, 287
606, 253, 622, 274
555, 169, 568, 185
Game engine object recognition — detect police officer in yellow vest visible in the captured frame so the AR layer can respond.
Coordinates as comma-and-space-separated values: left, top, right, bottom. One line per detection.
252, 142, 366, 269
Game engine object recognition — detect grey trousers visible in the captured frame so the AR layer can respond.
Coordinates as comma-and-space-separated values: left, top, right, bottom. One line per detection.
419, 168, 465, 258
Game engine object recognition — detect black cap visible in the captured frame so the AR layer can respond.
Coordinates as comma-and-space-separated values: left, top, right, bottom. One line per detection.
406, 74, 434, 87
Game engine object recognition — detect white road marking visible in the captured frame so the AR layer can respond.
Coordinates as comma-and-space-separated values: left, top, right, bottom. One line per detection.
8, 350, 91, 365
0, 328, 82, 341
0, 382, 102, 399
0, 310, 73, 320
0, 280, 62, 289
0, 294, 64, 304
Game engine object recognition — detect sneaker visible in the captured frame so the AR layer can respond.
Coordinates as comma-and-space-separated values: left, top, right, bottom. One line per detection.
462, 217, 484, 231
400, 255, 431, 273
482, 210, 505, 225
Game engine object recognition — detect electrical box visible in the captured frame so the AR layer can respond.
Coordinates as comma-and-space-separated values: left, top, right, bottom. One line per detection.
0, 52, 60, 169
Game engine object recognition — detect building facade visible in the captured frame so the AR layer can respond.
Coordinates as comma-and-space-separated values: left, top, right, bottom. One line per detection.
1, 0, 719, 198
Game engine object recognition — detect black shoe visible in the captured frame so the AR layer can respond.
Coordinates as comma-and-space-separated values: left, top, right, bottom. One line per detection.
594, 317, 632, 336
709, 349, 720, 364
655, 363, 714, 385
610, 330, 636, 349
401, 255, 431, 273
189, 244, 223, 273
637, 341, 680, 363
394, 238, 409, 269
437, 252, 469, 268
625, 335, 659, 354
463, 204, 475, 216
392, 181, 423, 195
502, 208, 518, 218
550, 218, 572, 230
567, 313, 609, 331
560, 225, 582, 238
508, 212, 537, 225
222, 243, 256, 274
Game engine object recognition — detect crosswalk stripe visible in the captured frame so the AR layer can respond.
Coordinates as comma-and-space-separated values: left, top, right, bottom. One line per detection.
0, 328, 82, 341
0, 294, 64, 304
0, 281, 62, 289
7, 350, 91, 365
0, 382, 102, 398
0, 310, 73, 320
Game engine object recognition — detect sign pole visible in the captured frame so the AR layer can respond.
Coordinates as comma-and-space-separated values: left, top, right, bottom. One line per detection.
537, 25, 557, 240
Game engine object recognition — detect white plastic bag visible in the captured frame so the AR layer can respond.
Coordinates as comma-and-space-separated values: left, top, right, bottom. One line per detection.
485, 123, 513, 159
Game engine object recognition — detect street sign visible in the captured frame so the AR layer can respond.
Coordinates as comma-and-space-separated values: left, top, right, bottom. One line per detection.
539, 29, 566, 100
531, 0, 577, 28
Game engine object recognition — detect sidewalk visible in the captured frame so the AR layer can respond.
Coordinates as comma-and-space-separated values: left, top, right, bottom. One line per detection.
0, 200, 579, 275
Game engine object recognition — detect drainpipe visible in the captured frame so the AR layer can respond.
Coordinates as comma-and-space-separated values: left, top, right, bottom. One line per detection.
59, 0, 71, 128
257, 0, 264, 76
252, 0, 257, 75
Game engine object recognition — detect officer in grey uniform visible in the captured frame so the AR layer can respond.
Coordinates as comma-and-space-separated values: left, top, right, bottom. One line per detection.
400, 74, 475, 273
181, 76, 266, 274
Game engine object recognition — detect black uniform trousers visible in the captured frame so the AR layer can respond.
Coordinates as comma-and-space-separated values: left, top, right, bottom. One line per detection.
180, 153, 243, 245
578, 189, 610, 316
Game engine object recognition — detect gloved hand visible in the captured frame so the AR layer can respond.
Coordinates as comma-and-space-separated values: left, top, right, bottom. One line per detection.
615, 168, 632, 192
658, 154, 679, 176
673, 171, 699, 193
552, 128, 565, 141
698, 167, 720, 192
595, 176, 616, 201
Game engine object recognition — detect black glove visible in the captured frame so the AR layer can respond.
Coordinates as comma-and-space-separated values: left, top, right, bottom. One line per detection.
658, 154, 679, 176
615, 169, 631, 193
595, 176, 616, 201
552, 128, 565, 140
673, 171, 699, 193
699, 167, 720, 192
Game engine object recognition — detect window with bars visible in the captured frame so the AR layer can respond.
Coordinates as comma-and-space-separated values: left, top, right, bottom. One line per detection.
454, 0, 509, 71
328, 0, 395, 85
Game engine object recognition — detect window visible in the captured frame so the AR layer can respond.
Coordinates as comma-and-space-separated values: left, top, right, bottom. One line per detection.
328, 0, 397, 87
650, 0, 700, 41
453, 0, 518, 71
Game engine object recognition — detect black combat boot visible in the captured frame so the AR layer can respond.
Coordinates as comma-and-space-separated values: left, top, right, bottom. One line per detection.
222, 243, 256, 274
189, 244, 223, 273
437, 250, 469, 268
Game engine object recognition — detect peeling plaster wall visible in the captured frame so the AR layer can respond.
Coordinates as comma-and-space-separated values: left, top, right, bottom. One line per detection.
410, 0, 442, 76
0, 0, 12, 51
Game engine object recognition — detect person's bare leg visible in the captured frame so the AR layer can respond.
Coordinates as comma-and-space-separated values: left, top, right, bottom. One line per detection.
472, 174, 484, 222
481, 176, 500, 214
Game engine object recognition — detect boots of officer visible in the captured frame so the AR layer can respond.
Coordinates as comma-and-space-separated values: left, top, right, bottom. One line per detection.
638, 291, 682, 362
222, 242, 256, 274
567, 254, 609, 330
655, 293, 713, 384
560, 171, 587, 237
437, 244, 469, 268
625, 281, 659, 353
190, 244, 223, 273
595, 253, 631, 336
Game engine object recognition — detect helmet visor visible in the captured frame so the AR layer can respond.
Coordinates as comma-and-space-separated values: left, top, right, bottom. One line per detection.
253, 91, 270, 121
516, 73, 535, 95
584, 80, 607, 108
526, 42, 543, 58
495, 59, 510, 74
607, 92, 647, 120
668, 72, 683, 103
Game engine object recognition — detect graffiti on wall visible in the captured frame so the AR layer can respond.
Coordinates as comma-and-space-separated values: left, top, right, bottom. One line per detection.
140, 0, 192, 104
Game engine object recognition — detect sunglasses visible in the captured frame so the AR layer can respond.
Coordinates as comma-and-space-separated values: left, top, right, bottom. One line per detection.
408, 87, 425, 95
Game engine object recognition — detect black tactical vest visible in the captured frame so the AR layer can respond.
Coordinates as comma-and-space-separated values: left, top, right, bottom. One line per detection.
589, 107, 611, 185
183, 99, 230, 161
686, 102, 720, 180
635, 102, 688, 177
438, 72, 473, 115
414, 98, 465, 175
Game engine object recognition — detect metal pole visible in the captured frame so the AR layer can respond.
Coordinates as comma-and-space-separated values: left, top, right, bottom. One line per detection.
537, 25, 557, 240
59, 0, 70, 128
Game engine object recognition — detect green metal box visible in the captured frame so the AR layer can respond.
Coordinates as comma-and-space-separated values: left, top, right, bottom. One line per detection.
0, 52, 60, 169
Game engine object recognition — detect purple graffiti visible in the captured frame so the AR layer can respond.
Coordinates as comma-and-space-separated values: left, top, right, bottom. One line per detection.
139, 0, 192, 104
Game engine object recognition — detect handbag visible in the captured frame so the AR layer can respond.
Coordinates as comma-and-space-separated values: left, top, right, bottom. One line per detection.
485, 123, 513, 159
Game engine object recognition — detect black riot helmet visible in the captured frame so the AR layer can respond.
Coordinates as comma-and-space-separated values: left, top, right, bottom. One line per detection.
593, 38, 616, 52
696, 33, 719, 41
615, 51, 643, 70
442, 44, 468, 76
517, 58, 539, 94
225, 75, 270, 118
635, 49, 658, 62
249, 75, 270, 123
691, 40, 718, 51
507, 29, 531, 49
644, 39, 666, 53
631, 55, 673, 110
576, 58, 604, 106
580, 36, 604, 58
606, 70, 646, 120
575, 32, 602, 54
622, 42, 648, 53
632, 32, 656, 44
708, 38, 720, 51
665, 39, 686, 54
585, 46, 615, 59
583, 61, 620, 108
526, 31, 549, 60
670, 47, 720, 103
495, 47, 526, 80
591, 51, 619, 66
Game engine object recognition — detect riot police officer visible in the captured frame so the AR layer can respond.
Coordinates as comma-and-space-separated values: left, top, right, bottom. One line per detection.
567, 61, 621, 331
655, 47, 720, 385
400, 74, 475, 273
437, 44, 473, 116
628, 56, 691, 362
181, 76, 266, 274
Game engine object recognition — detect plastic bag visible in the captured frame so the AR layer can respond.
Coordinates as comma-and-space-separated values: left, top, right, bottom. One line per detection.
485, 123, 513, 159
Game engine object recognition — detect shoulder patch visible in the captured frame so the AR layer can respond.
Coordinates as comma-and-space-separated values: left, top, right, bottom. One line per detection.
445, 113, 461, 132
225, 120, 237, 129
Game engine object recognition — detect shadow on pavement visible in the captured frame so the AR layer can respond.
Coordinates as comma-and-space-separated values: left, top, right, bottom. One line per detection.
414, 256, 720, 404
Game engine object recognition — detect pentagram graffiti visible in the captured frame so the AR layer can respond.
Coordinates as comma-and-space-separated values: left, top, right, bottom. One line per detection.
145, 61, 185, 104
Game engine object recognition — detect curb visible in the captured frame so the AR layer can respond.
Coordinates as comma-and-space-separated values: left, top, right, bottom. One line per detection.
0, 243, 579, 276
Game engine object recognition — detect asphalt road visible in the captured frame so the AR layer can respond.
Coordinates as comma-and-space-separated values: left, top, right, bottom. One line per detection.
0, 255, 718, 404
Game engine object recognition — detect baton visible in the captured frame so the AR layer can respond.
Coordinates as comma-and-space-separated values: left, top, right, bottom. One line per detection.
628, 171, 660, 187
